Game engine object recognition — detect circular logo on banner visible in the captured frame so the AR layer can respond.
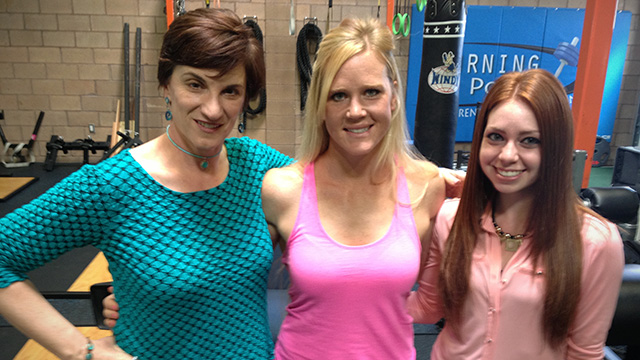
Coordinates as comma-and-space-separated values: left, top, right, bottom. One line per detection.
428, 51, 460, 94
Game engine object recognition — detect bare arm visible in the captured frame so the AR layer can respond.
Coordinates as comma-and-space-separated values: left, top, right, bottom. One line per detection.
261, 165, 304, 250
404, 162, 448, 323
406, 161, 447, 276
0, 280, 132, 360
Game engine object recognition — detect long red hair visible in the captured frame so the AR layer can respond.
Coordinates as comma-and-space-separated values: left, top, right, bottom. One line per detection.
440, 69, 585, 347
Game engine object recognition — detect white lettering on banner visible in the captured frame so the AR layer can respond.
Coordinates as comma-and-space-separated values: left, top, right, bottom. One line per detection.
458, 107, 477, 118
470, 78, 495, 95
467, 54, 494, 74
466, 53, 541, 95
467, 53, 541, 75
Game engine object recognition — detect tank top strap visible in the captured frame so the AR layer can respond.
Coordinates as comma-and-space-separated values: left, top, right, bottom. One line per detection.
396, 166, 411, 204
396, 165, 411, 205
288, 162, 322, 240
394, 165, 419, 245
301, 161, 318, 210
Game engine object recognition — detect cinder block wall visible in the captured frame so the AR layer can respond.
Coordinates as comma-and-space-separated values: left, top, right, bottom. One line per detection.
0, 0, 637, 165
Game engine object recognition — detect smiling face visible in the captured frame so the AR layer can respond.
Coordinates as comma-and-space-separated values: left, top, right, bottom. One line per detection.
323, 50, 397, 160
479, 99, 541, 201
164, 64, 246, 156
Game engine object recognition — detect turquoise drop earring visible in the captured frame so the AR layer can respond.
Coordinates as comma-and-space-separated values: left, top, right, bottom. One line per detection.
164, 97, 172, 121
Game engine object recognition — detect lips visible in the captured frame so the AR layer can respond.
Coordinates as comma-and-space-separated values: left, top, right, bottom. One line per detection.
345, 125, 372, 134
196, 120, 222, 130
497, 168, 524, 177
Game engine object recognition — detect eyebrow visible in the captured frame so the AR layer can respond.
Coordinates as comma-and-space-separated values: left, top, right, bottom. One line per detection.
182, 71, 245, 88
181, 71, 206, 81
485, 127, 540, 136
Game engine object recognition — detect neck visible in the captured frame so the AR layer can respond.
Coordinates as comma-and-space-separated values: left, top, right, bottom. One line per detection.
320, 144, 391, 181
165, 124, 223, 170
492, 194, 534, 233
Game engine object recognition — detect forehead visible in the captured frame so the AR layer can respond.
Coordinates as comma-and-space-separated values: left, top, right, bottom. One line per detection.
486, 99, 539, 132
172, 64, 246, 84
332, 51, 389, 85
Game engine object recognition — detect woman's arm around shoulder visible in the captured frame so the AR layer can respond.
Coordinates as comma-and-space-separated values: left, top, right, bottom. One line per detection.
404, 159, 447, 242
262, 163, 305, 249
405, 199, 459, 324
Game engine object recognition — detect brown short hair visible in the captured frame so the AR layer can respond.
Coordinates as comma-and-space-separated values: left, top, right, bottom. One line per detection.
157, 8, 265, 103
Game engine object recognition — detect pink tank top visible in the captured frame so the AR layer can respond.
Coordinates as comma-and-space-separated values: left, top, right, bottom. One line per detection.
274, 162, 420, 360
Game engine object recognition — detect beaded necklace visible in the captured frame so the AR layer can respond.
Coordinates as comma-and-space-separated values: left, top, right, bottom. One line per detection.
492, 211, 527, 252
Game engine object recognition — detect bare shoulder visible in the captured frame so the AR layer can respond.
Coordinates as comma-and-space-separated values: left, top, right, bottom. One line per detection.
262, 163, 304, 207
263, 163, 304, 192
404, 160, 445, 194
403, 159, 446, 214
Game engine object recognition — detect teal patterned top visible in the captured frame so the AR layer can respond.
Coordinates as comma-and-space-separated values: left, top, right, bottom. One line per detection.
0, 137, 292, 359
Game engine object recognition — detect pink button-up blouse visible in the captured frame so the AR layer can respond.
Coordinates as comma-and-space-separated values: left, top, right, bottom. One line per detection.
408, 198, 624, 360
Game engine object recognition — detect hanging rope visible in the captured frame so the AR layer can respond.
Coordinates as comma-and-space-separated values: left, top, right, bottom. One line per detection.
296, 21, 322, 111
239, 18, 267, 133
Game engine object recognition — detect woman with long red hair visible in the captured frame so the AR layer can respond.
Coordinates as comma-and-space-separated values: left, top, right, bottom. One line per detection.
409, 68, 624, 359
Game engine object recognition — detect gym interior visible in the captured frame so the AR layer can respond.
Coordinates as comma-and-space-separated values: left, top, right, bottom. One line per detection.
1, 0, 640, 359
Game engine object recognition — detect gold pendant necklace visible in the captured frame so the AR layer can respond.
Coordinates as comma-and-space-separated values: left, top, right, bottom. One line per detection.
492, 212, 526, 252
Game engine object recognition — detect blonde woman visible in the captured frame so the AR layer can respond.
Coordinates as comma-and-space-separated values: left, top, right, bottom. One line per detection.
263, 18, 445, 359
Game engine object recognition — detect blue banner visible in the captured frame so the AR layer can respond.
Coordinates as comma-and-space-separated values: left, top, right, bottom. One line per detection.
450, 6, 631, 142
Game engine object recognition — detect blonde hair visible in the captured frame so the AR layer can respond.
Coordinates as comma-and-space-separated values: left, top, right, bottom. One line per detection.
297, 18, 419, 176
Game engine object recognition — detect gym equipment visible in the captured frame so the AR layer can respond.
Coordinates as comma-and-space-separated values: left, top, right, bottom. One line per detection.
124, 23, 130, 135
0, 111, 10, 176
325, 0, 333, 34
573, 149, 587, 194
175, 0, 186, 17
1, 111, 45, 168
392, 0, 411, 37
593, 135, 610, 167
604, 264, 640, 360
581, 186, 639, 225
405, 3, 427, 140
296, 18, 322, 112
240, 16, 267, 133
0, 292, 99, 328
413, 0, 466, 168
43, 132, 112, 171
581, 186, 637, 244
289, 0, 295, 35
553, 37, 580, 78
612, 146, 640, 192
105, 24, 143, 155
580, 186, 640, 360
453, 149, 469, 170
